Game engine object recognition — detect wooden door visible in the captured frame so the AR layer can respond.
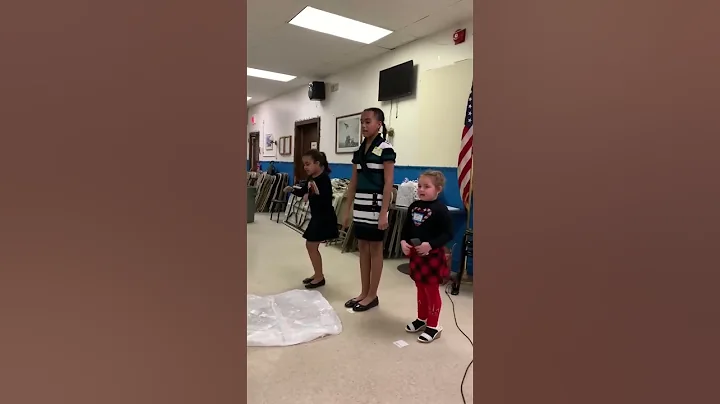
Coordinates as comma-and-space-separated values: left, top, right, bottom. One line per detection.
248, 132, 260, 171
293, 118, 320, 181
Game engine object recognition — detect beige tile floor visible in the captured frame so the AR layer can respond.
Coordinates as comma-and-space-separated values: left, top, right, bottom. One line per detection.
247, 214, 474, 404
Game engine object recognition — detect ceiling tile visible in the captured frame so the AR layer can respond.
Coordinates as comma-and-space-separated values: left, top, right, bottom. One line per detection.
246, 0, 304, 34
308, 0, 460, 32
247, 24, 365, 77
247, 75, 312, 96
310, 45, 390, 77
400, 0, 473, 38
373, 31, 418, 50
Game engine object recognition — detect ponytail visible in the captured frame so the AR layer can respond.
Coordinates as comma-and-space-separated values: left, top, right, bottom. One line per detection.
303, 149, 331, 173
319, 151, 331, 173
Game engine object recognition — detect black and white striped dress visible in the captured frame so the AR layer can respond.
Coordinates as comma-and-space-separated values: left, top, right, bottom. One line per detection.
351, 135, 396, 242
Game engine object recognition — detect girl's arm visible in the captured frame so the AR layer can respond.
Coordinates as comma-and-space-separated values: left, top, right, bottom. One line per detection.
343, 167, 357, 226
289, 181, 309, 197
380, 161, 394, 216
379, 145, 397, 217
316, 175, 332, 198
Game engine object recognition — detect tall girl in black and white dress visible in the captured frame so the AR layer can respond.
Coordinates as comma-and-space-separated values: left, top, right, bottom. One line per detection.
342, 108, 396, 312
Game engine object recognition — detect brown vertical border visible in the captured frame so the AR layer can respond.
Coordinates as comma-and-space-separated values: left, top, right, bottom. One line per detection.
0, 1, 248, 403
473, 0, 720, 403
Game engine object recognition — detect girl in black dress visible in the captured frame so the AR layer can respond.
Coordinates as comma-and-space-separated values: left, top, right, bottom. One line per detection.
284, 150, 339, 289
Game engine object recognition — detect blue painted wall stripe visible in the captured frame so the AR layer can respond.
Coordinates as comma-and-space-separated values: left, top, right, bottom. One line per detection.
251, 160, 473, 276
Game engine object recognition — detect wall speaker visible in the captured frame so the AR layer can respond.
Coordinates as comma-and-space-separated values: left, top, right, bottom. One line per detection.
308, 81, 326, 101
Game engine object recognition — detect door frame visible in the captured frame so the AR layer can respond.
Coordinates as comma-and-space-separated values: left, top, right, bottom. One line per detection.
293, 117, 321, 181
248, 131, 260, 171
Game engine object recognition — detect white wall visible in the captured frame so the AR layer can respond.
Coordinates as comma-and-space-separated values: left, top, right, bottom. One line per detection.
248, 21, 473, 167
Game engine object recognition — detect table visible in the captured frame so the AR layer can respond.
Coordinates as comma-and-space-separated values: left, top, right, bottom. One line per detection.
339, 204, 406, 257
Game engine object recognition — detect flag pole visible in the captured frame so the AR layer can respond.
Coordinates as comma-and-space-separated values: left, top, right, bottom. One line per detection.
453, 167, 473, 295
464, 168, 473, 229
453, 84, 474, 294
450, 163, 473, 296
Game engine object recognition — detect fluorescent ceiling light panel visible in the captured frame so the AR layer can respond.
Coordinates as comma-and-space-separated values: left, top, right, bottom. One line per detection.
247, 67, 296, 82
288, 6, 392, 44
247, 97, 252, 101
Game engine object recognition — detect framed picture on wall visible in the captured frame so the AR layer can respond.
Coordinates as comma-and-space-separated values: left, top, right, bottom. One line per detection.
263, 133, 276, 157
335, 113, 362, 154
278, 136, 292, 155
264, 133, 275, 151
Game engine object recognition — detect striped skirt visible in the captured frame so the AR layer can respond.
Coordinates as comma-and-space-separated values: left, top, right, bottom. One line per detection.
352, 191, 387, 242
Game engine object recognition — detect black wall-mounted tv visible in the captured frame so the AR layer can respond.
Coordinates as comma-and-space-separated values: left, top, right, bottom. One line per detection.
378, 60, 414, 101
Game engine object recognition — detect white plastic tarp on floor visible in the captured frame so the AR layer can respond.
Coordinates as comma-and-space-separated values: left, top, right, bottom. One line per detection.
247, 289, 343, 347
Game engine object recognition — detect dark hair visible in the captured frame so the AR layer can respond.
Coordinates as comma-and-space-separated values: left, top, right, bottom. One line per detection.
363, 107, 387, 139
303, 149, 331, 173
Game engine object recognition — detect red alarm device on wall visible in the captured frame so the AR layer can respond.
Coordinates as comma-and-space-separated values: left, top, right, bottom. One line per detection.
453, 28, 466, 45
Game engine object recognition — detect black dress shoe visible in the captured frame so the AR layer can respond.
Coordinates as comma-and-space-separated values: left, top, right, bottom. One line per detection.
352, 297, 379, 312
344, 298, 360, 308
302, 277, 314, 284
304, 278, 325, 289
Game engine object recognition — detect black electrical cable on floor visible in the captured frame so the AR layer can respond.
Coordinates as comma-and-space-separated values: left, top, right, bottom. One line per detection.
445, 282, 473, 404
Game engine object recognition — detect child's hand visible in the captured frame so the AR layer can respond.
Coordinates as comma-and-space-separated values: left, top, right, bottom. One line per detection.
378, 213, 389, 230
343, 210, 353, 229
401, 240, 411, 256
415, 242, 432, 256
283, 186, 293, 193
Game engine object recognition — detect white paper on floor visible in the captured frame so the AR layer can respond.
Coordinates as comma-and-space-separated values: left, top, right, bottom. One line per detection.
247, 289, 343, 347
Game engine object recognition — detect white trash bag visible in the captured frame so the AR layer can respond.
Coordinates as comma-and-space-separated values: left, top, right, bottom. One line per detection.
396, 178, 418, 207
247, 289, 343, 347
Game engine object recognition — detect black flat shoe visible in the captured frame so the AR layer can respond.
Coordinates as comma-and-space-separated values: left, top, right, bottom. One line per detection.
302, 277, 314, 284
344, 298, 361, 308
352, 297, 379, 312
304, 278, 325, 289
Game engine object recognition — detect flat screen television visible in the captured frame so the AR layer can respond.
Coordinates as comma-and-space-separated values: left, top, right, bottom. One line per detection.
378, 60, 414, 101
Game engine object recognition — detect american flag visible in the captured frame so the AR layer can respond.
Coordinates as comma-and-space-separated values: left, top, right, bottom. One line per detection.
457, 85, 473, 210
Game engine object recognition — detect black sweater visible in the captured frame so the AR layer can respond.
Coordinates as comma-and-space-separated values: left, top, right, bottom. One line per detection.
401, 199, 454, 249
291, 171, 335, 217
